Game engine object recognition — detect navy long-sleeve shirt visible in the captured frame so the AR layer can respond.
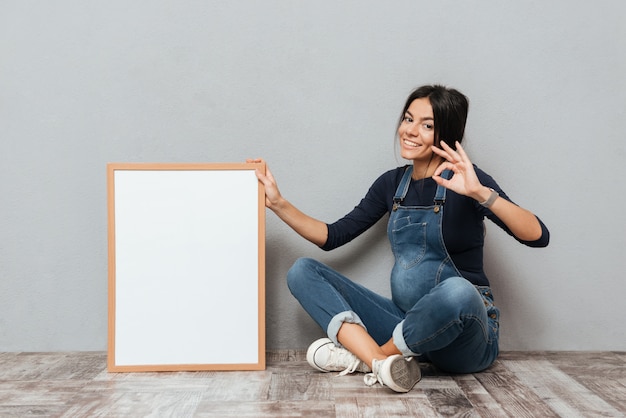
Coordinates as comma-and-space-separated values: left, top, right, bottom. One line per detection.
321, 165, 550, 287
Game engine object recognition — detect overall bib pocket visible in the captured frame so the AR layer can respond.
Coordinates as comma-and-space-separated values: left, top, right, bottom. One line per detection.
391, 216, 428, 269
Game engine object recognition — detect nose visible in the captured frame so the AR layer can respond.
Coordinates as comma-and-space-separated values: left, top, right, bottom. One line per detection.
406, 121, 419, 137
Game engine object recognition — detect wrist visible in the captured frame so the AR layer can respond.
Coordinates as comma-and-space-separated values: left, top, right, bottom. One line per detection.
269, 196, 289, 213
477, 187, 499, 208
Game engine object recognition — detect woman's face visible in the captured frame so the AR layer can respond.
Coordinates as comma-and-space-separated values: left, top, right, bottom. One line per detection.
398, 98, 436, 162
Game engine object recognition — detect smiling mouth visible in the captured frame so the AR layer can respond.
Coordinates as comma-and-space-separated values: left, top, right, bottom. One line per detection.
403, 139, 419, 147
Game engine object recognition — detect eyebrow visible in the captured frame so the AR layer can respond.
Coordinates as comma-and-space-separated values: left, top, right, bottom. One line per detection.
405, 110, 434, 122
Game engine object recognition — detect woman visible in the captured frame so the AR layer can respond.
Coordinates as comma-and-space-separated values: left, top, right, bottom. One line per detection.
250, 85, 549, 393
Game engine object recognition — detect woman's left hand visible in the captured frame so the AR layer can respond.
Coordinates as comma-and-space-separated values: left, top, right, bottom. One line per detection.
432, 141, 544, 241
431, 141, 486, 202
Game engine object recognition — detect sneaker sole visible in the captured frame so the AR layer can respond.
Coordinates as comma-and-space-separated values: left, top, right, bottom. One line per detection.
385, 355, 422, 393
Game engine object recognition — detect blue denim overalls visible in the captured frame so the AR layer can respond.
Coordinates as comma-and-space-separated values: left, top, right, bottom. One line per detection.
389, 166, 461, 312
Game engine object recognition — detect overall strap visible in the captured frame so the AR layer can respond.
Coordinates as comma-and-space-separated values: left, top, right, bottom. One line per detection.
392, 166, 414, 210
434, 169, 453, 206
392, 166, 454, 210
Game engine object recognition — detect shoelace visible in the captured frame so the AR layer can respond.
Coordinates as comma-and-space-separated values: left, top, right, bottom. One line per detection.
363, 359, 385, 386
325, 345, 368, 376
337, 358, 365, 376
363, 359, 384, 387
363, 372, 382, 387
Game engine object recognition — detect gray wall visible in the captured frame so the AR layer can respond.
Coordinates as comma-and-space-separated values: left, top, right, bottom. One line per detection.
1, 1, 625, 352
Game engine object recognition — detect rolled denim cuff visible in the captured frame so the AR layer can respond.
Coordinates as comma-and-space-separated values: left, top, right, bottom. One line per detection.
326, 310, 366, 347
393, 320, 420, 357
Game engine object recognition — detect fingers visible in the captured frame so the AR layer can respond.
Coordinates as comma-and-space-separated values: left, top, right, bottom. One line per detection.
453, 142, 470, 163
440, 141, 462, 162
433, 160, 455, 178
431, 142, 460, 163
431, 145, 449, 160
246, 158, 268, 181
263, 166, 275, 183
252, 164, 277, 191
432, 141, 471, 166
254, 167, 271, 186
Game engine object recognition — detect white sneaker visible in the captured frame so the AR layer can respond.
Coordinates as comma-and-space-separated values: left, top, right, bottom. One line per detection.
364, 354, 421, 393
306, 338, 371, 375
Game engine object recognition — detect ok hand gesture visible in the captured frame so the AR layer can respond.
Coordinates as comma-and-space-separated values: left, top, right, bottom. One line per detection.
431, 141, 485, 202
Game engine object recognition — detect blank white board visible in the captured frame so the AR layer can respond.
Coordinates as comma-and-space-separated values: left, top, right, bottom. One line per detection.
107, 163, 265, 372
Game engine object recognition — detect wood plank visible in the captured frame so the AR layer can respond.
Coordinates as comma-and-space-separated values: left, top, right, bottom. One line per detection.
546, 351, 626, 413
0, 352, 67, 380
575, 377, 626, 414
38, 351, 106, 380
268, 371, 333, 401
423, 387, 477, 417
473, 360, 559, 417
193, 400, 336, 417
60, 390, 203, 417
0, 380, 87, 407
505, 359, 625, 417
0, 405, 68, 417
335, 394, 440, 417
453, 373, 511, 417
197, 370, 272, 401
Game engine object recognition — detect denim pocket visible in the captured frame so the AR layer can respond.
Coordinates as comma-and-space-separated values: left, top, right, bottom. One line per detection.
391, 217, 427, 269
480, 290, 500, 342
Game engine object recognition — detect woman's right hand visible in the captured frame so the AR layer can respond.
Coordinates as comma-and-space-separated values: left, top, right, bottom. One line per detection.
246, 158, 283, 210
246, 158, 328, 247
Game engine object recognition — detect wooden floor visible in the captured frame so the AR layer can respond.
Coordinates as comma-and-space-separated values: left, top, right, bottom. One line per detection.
0, 351, 624, 417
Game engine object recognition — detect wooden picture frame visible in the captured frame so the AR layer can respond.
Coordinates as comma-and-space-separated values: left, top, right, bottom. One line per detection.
107, 163, 266, 372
